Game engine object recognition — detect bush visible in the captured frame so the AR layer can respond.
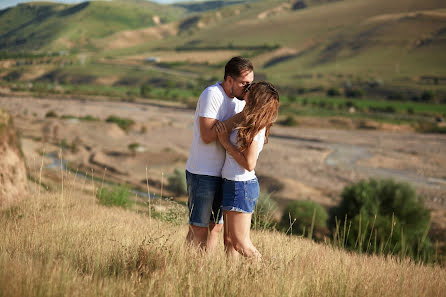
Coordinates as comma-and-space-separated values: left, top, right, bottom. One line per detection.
387, 91, 404, 100
329, 178, 433, 262
106, 115, 134, 131
96, 185, 132, 208
280, 200, 328, 239
327, 87, 341, 97
45, 110, 58, 118
420, 90, 434, 102
252, 192, 278, 230
167, 169, 187, 196
80, 115, 99, 121
345, 87, 364, 98
281, 115, 297, 126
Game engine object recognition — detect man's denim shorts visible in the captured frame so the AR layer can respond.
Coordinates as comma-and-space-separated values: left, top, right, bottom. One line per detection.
186, 170, 223, 227
222, 177, 260, 213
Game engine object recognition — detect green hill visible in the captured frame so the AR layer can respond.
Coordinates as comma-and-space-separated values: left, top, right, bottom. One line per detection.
144, 0, 446, 83
0, 0, 445, 102
0, 1, 186, 51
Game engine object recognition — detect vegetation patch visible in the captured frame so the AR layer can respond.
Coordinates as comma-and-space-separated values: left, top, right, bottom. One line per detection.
106, 115, 134, 131
96, 184, 132, 208
329, 178, 434, 263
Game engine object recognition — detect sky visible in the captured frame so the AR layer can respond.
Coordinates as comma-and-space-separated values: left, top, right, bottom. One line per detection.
0, 0, 194, 10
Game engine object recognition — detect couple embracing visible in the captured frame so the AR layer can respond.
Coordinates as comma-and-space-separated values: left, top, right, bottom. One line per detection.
185, 57, 279, 259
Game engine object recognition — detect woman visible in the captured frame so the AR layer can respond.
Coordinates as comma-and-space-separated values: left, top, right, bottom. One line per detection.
215, 81, 279, 259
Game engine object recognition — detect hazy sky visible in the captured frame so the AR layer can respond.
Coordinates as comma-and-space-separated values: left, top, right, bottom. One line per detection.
0, 0, 194, 10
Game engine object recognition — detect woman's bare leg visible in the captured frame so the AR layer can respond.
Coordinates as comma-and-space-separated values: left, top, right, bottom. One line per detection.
224, 211, 261, 259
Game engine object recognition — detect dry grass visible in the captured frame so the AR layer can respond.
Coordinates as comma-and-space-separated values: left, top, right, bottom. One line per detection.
1, 172, 445, 297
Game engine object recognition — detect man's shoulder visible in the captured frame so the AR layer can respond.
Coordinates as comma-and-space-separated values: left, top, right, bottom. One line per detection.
203, 83, 224, 96
200, 83, 225, 102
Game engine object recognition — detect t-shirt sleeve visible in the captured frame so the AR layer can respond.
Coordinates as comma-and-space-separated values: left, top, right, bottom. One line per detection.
198, 88, 221, 119
253, 128, 266, 143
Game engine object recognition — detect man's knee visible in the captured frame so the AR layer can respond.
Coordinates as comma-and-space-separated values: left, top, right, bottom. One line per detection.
188, 225, 208, 241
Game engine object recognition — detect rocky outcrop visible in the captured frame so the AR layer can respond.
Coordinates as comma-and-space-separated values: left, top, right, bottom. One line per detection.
0, 109, 28, 209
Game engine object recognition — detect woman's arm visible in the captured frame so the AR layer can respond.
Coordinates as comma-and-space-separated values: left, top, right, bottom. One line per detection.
215, 122, 258, 171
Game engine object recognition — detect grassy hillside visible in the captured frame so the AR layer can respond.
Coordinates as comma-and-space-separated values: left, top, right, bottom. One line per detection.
1, 173, 445, 296
0, 1, 186, 51
0, 0, 445, 111
140, 0, 446, 82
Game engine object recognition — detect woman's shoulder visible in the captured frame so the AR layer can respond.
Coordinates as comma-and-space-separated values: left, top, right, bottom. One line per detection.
254, 127, 266, 142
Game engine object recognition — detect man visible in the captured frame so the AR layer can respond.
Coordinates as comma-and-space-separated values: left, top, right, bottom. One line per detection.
185, 56, 254, 250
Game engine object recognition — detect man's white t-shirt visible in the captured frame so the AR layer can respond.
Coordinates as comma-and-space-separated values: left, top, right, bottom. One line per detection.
186, 82, 245, 177
221, 128, 266, 181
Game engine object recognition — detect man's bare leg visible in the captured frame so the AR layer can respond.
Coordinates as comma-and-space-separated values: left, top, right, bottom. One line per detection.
186, 225, 208, 250
207, 222, 223, 251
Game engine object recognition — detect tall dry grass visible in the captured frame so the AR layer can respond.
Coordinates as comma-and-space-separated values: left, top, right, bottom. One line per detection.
1, 171, 445, 297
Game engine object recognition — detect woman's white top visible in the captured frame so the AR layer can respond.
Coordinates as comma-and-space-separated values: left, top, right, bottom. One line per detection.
221, 127, 266, 181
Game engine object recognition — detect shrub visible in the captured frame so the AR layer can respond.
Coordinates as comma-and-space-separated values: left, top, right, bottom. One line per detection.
327, 87, 341, 97
281, 115, 297, 126
128, 143, 140, 156
387, 91, 404, 100
106, 115, 134, 131
420, 90, 434, 102
45, 110, 58, 118
167, 169, 187, 196
96, 185, 132, 208
329, 178, 433, 262
345, 87, 364, 98
280, 200, 328, 239
252, 192, 278, 230
80, 115, 99, 121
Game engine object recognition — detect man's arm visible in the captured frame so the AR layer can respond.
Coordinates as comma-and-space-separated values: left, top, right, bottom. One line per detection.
200, 112, 245, 144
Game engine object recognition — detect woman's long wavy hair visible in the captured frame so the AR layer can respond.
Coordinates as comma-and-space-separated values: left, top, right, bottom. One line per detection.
237, 81, 279, 152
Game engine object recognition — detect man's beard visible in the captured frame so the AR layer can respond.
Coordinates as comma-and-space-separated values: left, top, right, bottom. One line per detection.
232, 85, 245, 100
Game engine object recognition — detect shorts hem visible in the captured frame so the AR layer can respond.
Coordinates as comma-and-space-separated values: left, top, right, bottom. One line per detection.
222, 206, 253, 214
189, 221, 223, 227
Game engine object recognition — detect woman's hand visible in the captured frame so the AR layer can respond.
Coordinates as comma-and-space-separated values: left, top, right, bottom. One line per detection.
215, 121, 230, 146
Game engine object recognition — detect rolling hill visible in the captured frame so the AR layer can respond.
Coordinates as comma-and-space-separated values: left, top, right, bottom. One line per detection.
0, 0, 186, 51
0, 0, 445, 98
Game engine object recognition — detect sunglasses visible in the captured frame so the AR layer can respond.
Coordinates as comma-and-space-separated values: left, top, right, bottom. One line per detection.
244, 82, 256, 93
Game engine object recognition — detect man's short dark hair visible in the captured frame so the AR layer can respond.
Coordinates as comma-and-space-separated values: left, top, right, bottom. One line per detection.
224, 56, 253, 80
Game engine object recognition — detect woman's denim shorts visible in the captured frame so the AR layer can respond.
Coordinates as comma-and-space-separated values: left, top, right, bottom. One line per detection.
222, 178, 260, 213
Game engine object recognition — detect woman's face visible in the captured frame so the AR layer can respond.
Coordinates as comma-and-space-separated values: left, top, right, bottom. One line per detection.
243, 89, 251, 103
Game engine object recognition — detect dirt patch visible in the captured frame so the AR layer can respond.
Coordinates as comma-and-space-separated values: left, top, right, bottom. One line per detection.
257, 3, 292, 19
96, 23, 177, 49
123, 50, 241, 64
1, 95, 445, 210
0, 109, 28, 209
363, 9, 446, 25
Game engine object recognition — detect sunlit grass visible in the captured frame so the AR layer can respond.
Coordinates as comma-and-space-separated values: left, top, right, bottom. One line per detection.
1, 170, 445, 297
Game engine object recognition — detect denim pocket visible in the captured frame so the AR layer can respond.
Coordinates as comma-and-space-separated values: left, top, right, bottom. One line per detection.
244, 179, 259, 212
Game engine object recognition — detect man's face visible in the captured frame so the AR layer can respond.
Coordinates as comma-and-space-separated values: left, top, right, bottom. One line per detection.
230, 70, 254, 100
